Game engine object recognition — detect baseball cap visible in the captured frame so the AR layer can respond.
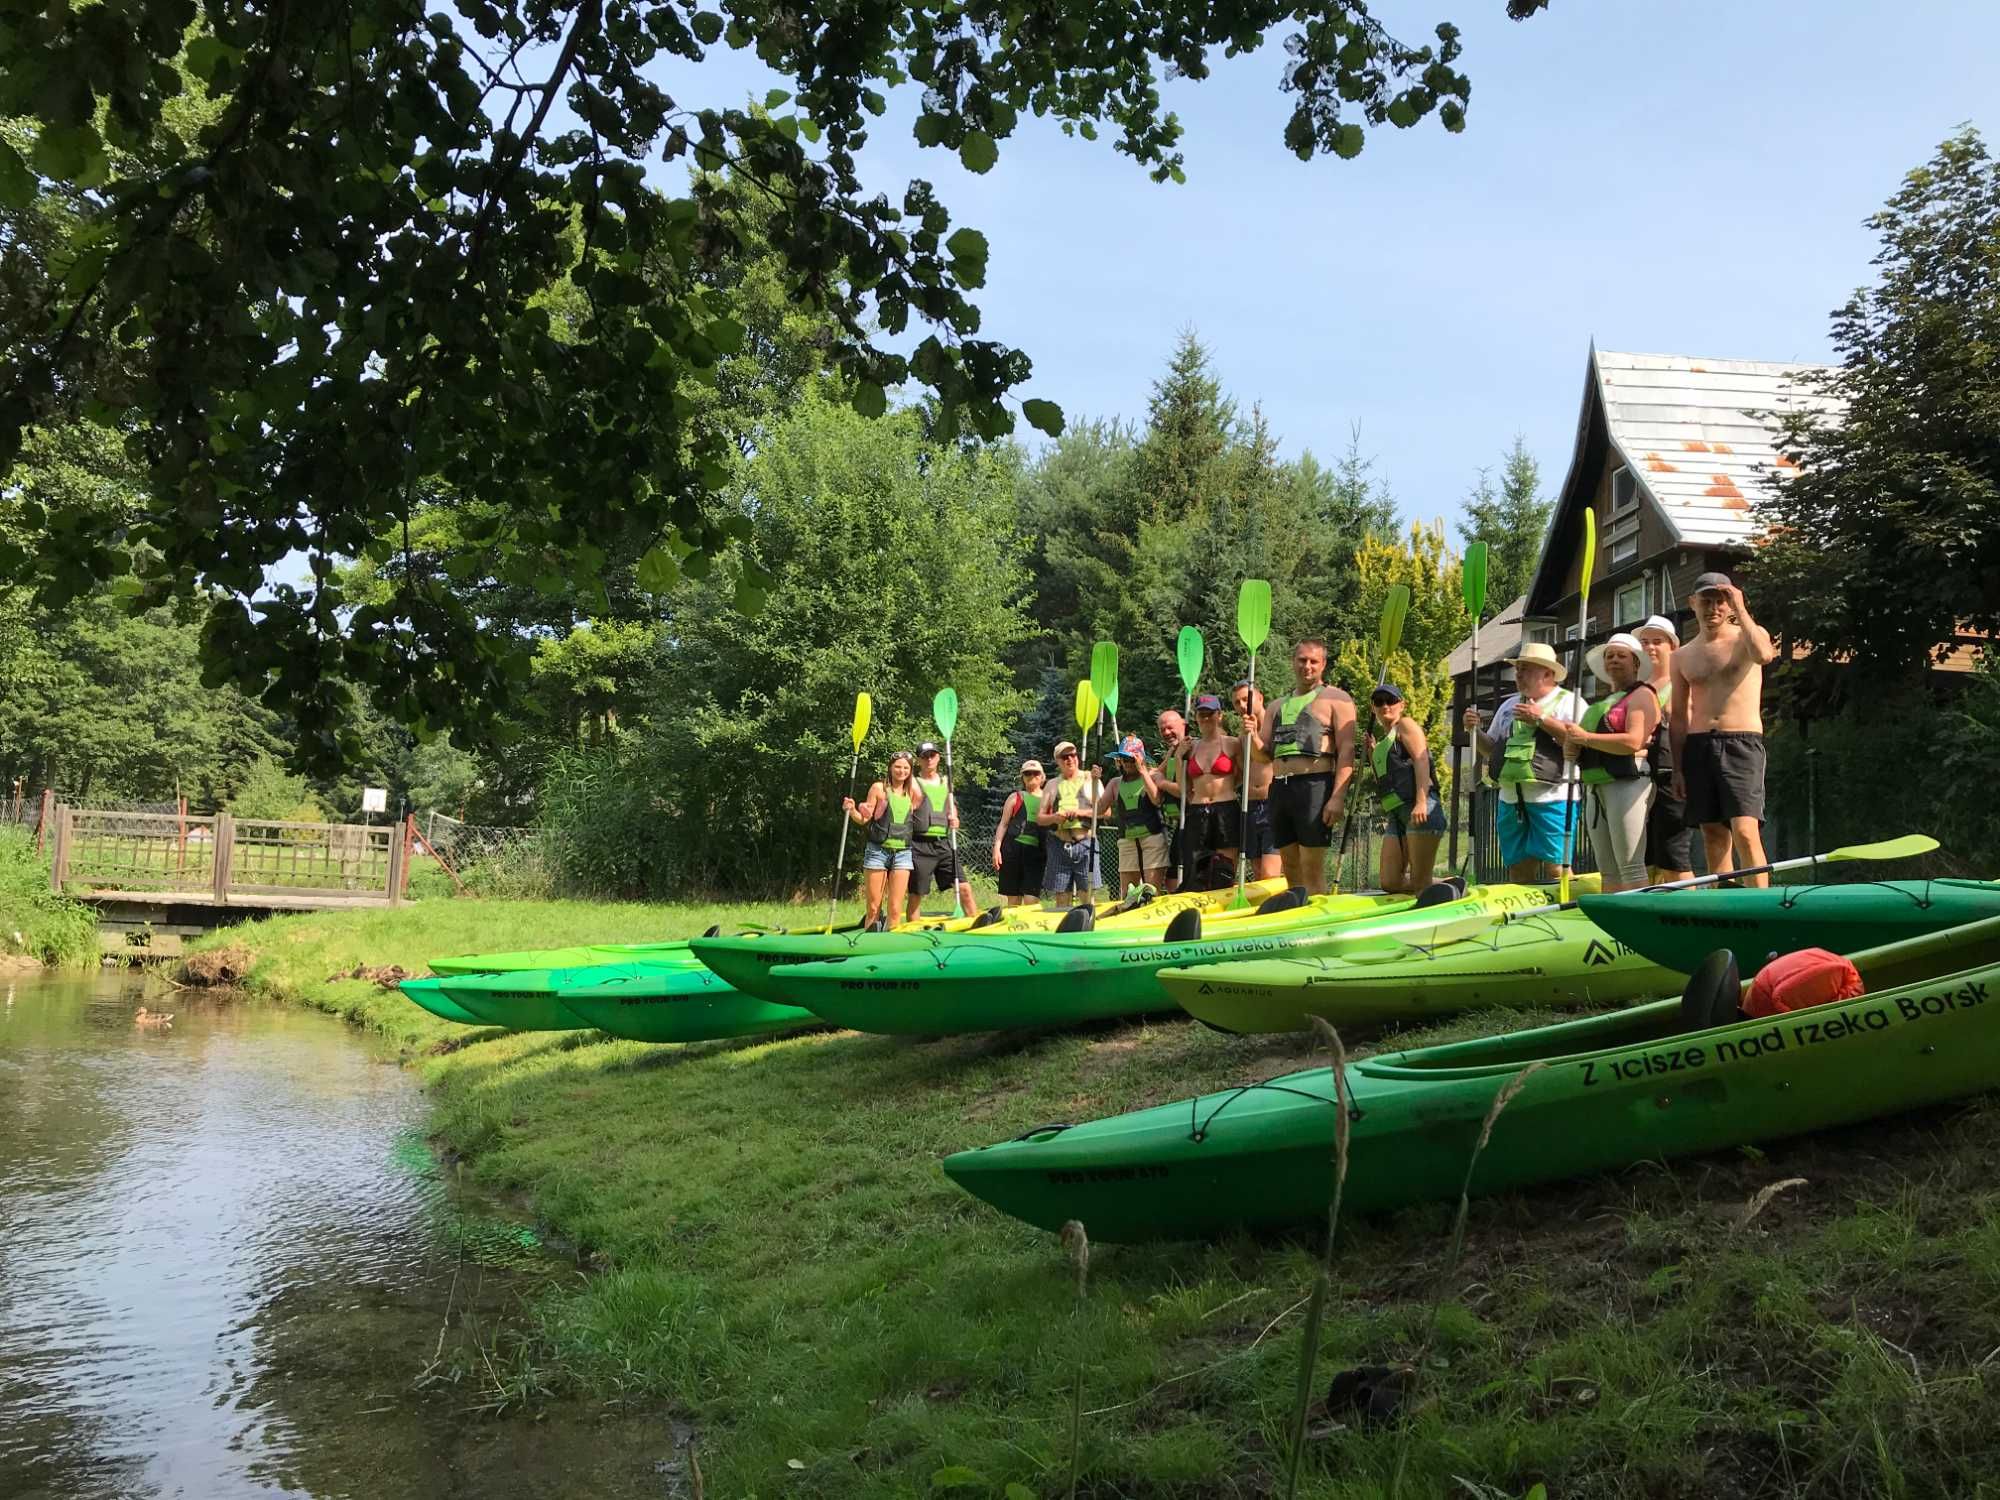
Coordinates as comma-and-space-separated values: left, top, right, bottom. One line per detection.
1691, 571, 1733, 596
1634, 613, 1679, 644
1193, 693, 1223, 712
1053, 740, 1079, 758
1116, 735, 1146, 760
917, 740, 939, 754
1369, 684, 1405, 705
1020, 759, 1044, 775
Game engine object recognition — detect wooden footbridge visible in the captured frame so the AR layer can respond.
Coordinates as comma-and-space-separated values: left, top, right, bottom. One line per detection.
47, 805, 417, 955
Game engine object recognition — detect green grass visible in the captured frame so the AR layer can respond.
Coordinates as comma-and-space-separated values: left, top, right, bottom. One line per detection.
200, 899, 2000, 1498
0, 827, 98, 965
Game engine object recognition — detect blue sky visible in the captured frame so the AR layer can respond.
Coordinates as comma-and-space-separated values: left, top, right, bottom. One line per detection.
679, 0, 1999, 531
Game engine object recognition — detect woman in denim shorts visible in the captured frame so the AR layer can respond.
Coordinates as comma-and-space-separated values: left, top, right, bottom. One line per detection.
1367, 685, 1446, 893
842, 750, 928, 930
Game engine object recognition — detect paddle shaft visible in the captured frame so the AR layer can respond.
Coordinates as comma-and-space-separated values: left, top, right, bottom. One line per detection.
1179, 686, 1194, 891
1512, 843, 1927, 921
943, 736, 962, 917
1560, 522, 1596, 899
827, 749, 863, 930
1235, 649, 1257, 903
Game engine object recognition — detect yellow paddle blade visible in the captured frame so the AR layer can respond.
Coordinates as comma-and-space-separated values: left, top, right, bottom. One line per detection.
851, 692, 872, 751
1825, 834, 1938, 862
1074, 679, 1099, 734
1579, 507, 1598, 600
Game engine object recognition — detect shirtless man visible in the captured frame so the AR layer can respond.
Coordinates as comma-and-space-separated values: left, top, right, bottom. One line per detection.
1252, 637, 1357, 895
1230, 681, 1283, 881
1670, 573, 1778, 886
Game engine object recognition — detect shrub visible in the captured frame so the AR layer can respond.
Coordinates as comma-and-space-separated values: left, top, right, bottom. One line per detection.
0, 828, 99, 965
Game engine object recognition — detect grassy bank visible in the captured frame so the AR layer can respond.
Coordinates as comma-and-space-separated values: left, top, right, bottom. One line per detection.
0, 827, 97, 966
195, 901, 2000, 1498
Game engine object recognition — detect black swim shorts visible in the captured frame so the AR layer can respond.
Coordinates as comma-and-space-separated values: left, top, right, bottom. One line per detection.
1242, 798, 1277, 859
1181, 800, 1242, 861
911, 836, 962, 893
1270, 772, 1335, 849
1681, 730, 1765, 826
1645, 789, 1694, 872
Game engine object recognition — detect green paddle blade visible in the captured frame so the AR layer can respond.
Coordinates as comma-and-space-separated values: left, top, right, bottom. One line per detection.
1579, 507, 1598, 600
1825, 834, 1938, 862
1176, 626, 1205, 694
1074, 679, 1100, 735
1236, 579, 1272, 651
1379, 584, 1411, 663
851, 692, 872, 752
1463, 541, 1489, 621
932, 687, 959, 741
1090, 641, 1120, 718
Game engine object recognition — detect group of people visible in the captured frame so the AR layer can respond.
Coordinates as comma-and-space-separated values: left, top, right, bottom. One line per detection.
838, 574, 1775, 925
1467, 572, 1775, 892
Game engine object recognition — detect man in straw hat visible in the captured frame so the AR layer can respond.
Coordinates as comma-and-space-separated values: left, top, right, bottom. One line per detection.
1463, 640, 1583, 882
1670, 572, 1778, 886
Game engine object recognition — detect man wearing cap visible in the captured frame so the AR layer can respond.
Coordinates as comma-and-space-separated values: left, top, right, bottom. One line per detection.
1098, 735, 1172, 896
1036, 739, 1102, 907
1464, 641, 1583, 882
907, 742, 978, 921
1634, 614, 1694, 882
992, 760, 1048, 907
1154, 709, 1188, 889
1253, 637, 1357, 895
1231, 681, 1283, 881
1671, 572, 1778, 886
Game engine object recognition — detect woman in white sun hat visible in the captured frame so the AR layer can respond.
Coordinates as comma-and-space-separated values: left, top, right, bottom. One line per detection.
1554, 631, 1661, 892
1463, 640, 1582, 882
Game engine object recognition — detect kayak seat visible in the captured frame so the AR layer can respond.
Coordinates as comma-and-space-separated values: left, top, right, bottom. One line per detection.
1256, 887, 1310, 915
1412, 880, 1461, 910
968, 906, 1005, 930
1165, 908, 1202, 943
1056, 904, 1096, 933
1680, 949, 1742, 1033
700, 924, 721, 938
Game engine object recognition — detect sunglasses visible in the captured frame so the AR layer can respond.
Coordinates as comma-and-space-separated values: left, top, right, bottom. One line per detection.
1023, 770, 1045, 778
1058, 751, 1078, 759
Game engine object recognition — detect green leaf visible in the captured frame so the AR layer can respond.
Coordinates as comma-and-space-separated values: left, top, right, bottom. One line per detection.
958, 131, 997, 174
1004, 1486, 1039, 1500
185, 35, 236, 85
945, 227, 988, 263
913, 112, 948, 147
764, 88, 791, 108
851, 381, 887, 419
689, 11, 723, 44
1333, 123, 1365, 160
986, 99, 1017, 135
32, 124, 109, 187
635, 546, 681, 593
0, 139, 31, 210
1386, 95, 1419, 129
930, 1467, 983, 1491
1021, 399, 1064, 437
799, 117, 821, 144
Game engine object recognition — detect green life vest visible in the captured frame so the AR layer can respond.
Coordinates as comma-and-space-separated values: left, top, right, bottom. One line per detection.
870, 788, 917, 850
915, 774, 950, 837
1048, 773, 1091, 835
1111, 776, 1163, 836
1578, 685, 1653, 785
1270, 690, 1329, 759
1370, 732, 1420, 813
1010, 790, 1044, 847
1497, 691, 1574, 788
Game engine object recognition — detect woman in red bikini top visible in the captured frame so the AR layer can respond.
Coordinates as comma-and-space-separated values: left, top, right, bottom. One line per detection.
1169, 696, 1241, 807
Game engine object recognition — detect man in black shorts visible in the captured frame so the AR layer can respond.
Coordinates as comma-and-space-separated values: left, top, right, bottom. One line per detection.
905, 741, 978, 918
1254, 637, 1357, 895
1669, 574, 1778, 886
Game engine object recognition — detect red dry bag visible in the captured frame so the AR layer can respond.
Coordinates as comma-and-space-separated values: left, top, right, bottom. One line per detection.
1743, 948, 1865, 1019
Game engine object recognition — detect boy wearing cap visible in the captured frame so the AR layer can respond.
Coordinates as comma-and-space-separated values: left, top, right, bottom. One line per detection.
1036, 740, 1103, 907
1633, 615, 1694, 882
906, 742, 977, 921
992, 761, 1048, 906
1670, 574, 1778, 886
1098, 736, 1172, 896
1463, 641, 1582, 882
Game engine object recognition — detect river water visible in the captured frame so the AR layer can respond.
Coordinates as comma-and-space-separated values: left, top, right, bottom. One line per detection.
0, 969, 670, 1499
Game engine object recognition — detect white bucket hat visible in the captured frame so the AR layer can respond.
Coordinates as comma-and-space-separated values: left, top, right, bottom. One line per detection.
1586, 632, 1646, 684
1505, 641, 1567, 680
1633, 613, 1680, 645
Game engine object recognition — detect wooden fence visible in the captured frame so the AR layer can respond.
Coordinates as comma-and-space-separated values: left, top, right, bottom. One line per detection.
48, 807, 405, 907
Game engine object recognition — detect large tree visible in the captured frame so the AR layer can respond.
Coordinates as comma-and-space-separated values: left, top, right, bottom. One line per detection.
0, 1, 1546, 753
1755, 127, 2000, 695
1457, 433, 1548, 609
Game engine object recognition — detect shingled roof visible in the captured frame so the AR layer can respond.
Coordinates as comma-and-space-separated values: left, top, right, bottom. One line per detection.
1588, 349, 1838, 548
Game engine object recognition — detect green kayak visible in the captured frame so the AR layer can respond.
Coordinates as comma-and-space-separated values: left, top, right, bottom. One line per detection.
402, 972, 584, 1031
688, 882, 1287, 997
427, 909, 966, 976
1163, 908, 1680, 1034
398, 979, 488, 1026
550, 961, 817, 1043
943, 912, 2000, 1242
1579, 878, 2000, 976
753, 886, 1562, 1035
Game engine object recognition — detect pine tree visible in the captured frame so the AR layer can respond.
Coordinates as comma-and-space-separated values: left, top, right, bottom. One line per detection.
1130, 330, 1235, 523
1457, 434, 1550, 608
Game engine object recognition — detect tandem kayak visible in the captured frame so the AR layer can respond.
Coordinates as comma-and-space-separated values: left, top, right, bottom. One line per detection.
549, 962, 817, 1043
688, 880, 1290, 997
1578, 879, 2000, 976
750, 886, 1563, 1035
943, 913, 2000, 1242
1163, 908, 1680, 1034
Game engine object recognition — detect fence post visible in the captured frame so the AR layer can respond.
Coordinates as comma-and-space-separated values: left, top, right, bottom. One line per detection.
387, 817, 408, 906
49, 804, 71, 891
212, 812, 235, 904
35, 788, 54, 855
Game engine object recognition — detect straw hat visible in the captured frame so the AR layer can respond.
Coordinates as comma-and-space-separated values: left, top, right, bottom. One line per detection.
1505, 641, 1566, 680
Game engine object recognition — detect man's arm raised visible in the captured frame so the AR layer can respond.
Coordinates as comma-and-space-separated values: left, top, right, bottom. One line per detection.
1726, 585, 1779, 665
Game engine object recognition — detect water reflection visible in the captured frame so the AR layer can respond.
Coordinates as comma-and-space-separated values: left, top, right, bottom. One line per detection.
0, 971, 664, 1499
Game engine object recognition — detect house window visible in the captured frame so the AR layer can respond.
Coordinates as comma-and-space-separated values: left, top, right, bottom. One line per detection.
1608, 514, 1641, 568
1611, 466, 1640, 515
1526, 621, 1558, 647
1615, 579, 1647, 624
